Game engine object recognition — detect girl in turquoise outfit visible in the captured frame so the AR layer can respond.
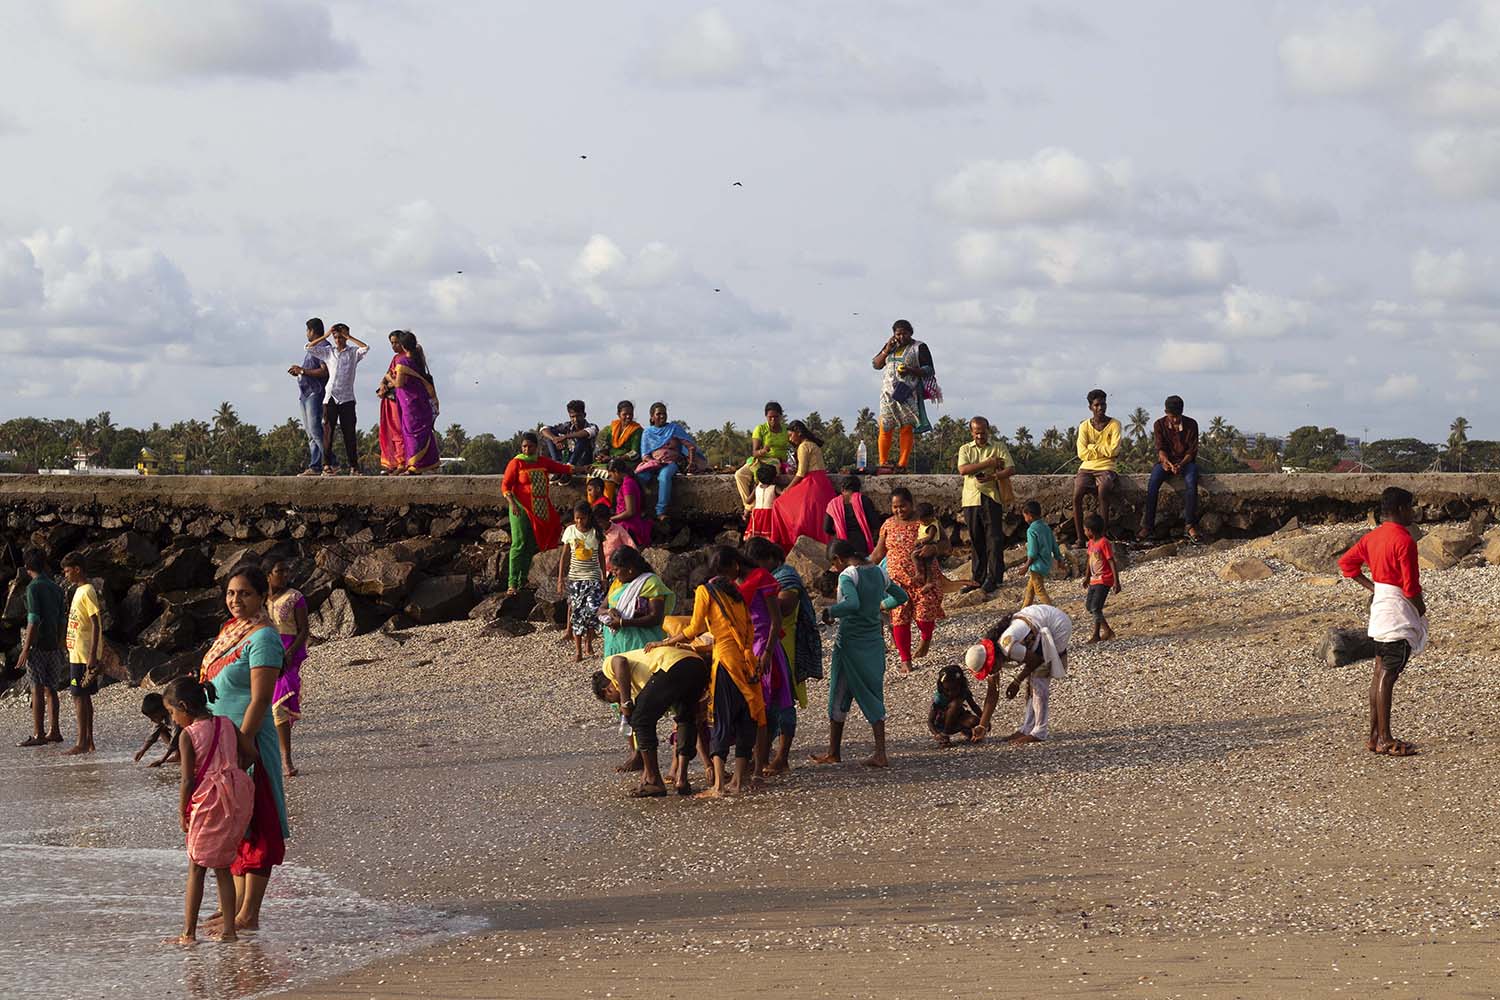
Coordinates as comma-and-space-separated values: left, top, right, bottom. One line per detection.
199, 562, 287, 932
811, 539, 908, 769
600, 547, 675, 659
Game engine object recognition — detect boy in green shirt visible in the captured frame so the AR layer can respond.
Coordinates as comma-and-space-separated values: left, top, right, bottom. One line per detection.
1022, 501, 1065, 606
15, 549, 67, 747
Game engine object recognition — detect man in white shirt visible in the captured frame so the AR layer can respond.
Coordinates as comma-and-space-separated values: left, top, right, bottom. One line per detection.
964, 604, 1073, 744
307, 323, 371, 476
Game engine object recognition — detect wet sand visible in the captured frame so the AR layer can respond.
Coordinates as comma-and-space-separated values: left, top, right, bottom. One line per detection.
11, 529, 1500, 999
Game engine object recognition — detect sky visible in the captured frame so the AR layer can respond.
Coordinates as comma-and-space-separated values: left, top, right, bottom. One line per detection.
0, 0, 1495, 443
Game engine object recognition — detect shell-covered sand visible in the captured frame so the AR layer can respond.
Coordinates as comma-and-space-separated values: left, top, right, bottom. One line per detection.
13, 526, 1500, 998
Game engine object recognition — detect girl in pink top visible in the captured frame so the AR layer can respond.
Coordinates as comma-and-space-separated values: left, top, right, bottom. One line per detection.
165, 674, 254, 944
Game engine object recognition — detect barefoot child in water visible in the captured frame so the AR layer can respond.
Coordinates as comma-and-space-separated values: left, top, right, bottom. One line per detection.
559, 502, 607, 662
811, 539, 908, 769
1083, 513, 1120, 642
1338, 486, 1428, 757
135, 693, 180, 767
164, 675, 253, 945
267, 561, 309, 777
928, 664, 982, 745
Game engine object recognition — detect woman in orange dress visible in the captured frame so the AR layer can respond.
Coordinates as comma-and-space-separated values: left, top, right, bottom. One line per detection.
870, 486, 945, 673
650, 546, 764, 799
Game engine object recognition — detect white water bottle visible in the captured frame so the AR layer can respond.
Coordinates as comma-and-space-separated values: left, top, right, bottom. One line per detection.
857, 441, 867, 471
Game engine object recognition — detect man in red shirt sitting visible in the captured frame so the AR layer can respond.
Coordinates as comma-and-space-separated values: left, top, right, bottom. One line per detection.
1337, 487, 1428, 757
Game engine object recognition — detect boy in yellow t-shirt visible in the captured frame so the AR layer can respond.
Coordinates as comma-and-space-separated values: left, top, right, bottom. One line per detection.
61, 553, 101, 755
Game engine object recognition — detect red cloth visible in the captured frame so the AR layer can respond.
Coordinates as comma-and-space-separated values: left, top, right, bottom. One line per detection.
1338, 522, 1421, 598
771, 469, 838, 552
501, 454, 575, 552
737, 567, 781, 609
230, 763, 285, 876
1087, 538, 1116, 587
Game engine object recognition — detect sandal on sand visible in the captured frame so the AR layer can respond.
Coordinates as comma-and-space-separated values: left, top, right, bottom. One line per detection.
1380, 740, 1418, 757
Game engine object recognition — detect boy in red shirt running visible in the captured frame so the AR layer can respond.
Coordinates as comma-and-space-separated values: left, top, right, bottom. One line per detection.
1338, 487, 1428, 757
1083, 513, 1120, 643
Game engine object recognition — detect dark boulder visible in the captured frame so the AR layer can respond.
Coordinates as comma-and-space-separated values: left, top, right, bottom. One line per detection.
344, 551, 418, 601
404, 574, 477, 625
390, 537, 460, 571
139, 609, 194, 651
115, 582, 161, 642
148, 547, 214, 594
309, 588, 385, 641
147, 642, 210, 687
1315, 628, 1381, 668
126, 646, 168, 686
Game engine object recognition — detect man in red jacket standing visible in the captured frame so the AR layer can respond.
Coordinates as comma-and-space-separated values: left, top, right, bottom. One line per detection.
1338, 487, 1428, 757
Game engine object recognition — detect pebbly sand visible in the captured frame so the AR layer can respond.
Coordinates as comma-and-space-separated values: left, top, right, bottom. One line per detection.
10, 526, 1500, 999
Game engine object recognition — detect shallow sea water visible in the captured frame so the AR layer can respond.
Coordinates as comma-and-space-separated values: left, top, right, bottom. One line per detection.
0, 745, 478, 999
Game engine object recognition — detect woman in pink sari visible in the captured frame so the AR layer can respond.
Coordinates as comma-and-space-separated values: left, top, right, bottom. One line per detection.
390, 331, 441, 475
376, 332, 407, 474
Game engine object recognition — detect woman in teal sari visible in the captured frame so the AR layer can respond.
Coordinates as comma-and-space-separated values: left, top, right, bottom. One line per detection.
811, 538, 907, 769
199, 562, 287, 931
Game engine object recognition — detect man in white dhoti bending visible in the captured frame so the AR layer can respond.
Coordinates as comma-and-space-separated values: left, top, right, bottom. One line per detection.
1338, 487, 1428, 757
965, 604, 1073, 745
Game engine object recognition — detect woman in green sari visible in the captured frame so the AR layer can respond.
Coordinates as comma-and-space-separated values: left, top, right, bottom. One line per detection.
599, 547, 675, 658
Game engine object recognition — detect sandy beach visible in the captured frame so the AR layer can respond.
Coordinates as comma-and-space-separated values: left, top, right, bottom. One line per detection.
10, 526, 1500, 999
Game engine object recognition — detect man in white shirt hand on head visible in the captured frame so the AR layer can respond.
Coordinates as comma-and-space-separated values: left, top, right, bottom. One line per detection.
307, 323, 370, 476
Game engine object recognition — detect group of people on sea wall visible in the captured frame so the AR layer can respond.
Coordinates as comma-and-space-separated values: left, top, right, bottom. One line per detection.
13, 551, 303, 943
288, 319, 442, 477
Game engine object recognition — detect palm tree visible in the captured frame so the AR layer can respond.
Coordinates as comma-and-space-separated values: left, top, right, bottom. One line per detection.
1208, 415, 1228, 442
212, 402, 240, 437
1040, 427, 1063, 450
1128, 407, 1150, 442
1448, 416, 1470, 471
1014, 426, 1033, 448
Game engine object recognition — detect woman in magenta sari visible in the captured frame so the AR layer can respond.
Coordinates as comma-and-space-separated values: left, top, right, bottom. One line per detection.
376, 332, 407, 474
390, 331, 441, 475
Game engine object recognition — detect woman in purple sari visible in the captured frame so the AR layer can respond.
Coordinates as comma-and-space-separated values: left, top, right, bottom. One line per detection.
391, 331, 441, 475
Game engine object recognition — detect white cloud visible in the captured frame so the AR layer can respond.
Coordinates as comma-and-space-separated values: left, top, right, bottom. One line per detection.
57, 0, 359, 80
1415, 3, 1500, 120
640, 8, 760, 86
1413, 128, 1500, 198
1374, 373, 1421, 400
0, 109, 20, 136
1255, 172, 1339, 228
638, 9, 980, 109
370, 201, 486, 275
954, 229, 1236, 296
1157, 340, 1231, 373
1216, 285, 1311, 339
1278, 8, 1401, 99
0, 239, 44, 308
1274, 372, 1332, 394
935, 148, 1121, 226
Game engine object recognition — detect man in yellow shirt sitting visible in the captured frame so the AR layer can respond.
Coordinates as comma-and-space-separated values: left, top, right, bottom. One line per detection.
1072, 389, 1121, 547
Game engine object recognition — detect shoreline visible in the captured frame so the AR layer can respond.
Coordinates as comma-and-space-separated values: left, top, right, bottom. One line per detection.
8, 525, 1500, 999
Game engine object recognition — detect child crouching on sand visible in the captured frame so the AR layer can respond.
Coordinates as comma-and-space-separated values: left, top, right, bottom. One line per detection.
134, 692, 179, 767
165, 675, 253, 945
929, 664, 981, 745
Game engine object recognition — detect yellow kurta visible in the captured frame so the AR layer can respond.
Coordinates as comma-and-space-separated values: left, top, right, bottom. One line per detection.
679, 584, 766, 725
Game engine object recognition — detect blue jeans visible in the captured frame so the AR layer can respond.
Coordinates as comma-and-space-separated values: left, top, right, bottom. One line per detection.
641, 463, 678, 517
299, 392, 325, 471
1143, 461, 1199, 531
544, 435, 594, 468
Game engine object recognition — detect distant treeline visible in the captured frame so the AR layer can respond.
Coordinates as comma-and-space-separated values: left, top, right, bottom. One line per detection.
0, 408, 1487, 477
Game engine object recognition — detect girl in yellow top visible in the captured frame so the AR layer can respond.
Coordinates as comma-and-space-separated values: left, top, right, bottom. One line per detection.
651, 546, 765, 798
